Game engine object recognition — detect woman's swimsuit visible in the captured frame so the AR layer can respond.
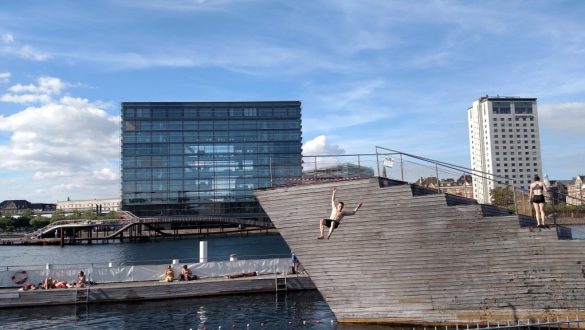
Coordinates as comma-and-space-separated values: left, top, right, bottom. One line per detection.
531, 182, 545, 203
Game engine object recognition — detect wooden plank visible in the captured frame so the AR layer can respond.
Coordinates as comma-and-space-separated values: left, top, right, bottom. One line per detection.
255, 178, 585, 324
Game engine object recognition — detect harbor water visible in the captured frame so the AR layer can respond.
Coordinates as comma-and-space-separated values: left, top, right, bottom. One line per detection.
0, 235, 388, 329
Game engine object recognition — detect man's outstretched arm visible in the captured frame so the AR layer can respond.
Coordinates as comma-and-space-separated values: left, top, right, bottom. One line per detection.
331, 187, 337, 209
346, 203, 363, 216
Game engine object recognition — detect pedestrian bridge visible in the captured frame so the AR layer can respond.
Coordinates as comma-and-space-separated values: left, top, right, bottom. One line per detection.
27, 213, 275, 244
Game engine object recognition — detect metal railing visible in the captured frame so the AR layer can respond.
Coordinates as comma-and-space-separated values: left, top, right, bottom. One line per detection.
295, 146, 585, 222
28, 218, 134, 239
420, 317, 584, 330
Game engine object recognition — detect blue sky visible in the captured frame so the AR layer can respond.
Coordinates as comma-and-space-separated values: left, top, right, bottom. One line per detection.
0, 0, 584, 202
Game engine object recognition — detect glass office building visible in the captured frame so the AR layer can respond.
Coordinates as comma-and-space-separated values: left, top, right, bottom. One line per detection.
121, 101, 302, 219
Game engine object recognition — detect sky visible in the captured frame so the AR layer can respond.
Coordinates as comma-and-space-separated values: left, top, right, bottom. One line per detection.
0, 0, 584, 203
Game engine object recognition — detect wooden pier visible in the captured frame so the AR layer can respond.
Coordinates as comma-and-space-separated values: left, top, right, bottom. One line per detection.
0, 274, 314, 308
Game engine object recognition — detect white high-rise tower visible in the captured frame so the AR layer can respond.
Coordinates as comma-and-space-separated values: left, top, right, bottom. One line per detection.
467, 96, 543, 204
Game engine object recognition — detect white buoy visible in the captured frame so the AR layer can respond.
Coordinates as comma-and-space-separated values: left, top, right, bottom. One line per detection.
200, 241, 208, 263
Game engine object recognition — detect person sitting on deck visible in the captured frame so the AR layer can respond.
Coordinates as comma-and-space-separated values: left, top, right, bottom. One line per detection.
317, 187, 362, 240
164, 265, 175, 282
180, 265, 196, 281
42, 277, 55, 289
77, 271, 87, 288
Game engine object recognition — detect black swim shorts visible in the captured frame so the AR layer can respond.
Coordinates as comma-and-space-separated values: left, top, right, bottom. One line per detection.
531, 195, 545, 204
323, 219, 340, 229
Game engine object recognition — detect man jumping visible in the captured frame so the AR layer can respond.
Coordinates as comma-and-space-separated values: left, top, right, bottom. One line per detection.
317, 187, 362, 240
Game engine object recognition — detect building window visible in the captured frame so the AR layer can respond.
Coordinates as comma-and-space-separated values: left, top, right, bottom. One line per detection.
493, 102, 511, 114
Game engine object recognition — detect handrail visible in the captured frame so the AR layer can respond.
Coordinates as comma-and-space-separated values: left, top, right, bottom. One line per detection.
297, 146, 585, 220
28, 218, 134, 238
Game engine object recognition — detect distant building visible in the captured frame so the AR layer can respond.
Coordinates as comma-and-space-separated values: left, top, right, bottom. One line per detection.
303, 163, 375, 180
120, 101, 302, 219
467, 96, 543, 204
0, 200, 56, 216
56, 198, 121, 213
544, 175, 572, 205
416, 175, 474, 199
567, 175, 585, 206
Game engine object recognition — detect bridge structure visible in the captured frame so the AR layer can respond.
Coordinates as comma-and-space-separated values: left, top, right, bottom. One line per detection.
26, 212, 275, 245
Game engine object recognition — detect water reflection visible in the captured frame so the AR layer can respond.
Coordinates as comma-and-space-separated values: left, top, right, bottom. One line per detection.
1, 291, 399, 330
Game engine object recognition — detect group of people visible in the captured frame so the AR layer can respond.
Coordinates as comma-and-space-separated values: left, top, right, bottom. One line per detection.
316, 178, 549, 236
19, 271, 87, 291
163, 265, 197, 282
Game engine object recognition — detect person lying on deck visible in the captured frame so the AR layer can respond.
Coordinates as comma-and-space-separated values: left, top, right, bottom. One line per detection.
317, 187, 362, 240
224, 271, 258, 279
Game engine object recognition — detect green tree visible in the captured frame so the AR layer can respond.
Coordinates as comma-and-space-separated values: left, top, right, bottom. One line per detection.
0, 217, 13, 231
30, 215, 51, 229
12, 216, 31, 228
51, 209, 65, 222
83, 210, 96, 220
71, 210, 82, 219
490, 187, 515, 208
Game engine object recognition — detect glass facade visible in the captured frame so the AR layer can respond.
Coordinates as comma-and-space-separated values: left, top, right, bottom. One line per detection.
121, 101, 302, 220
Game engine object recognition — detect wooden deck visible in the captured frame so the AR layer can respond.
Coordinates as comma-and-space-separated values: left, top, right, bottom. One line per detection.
255, 177, 585, 325
0, 274, 314, 308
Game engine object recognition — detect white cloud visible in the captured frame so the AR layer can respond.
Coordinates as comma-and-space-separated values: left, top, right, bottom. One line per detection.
302, 79, 399, 133
1, 76, 65, 104
0, 72, 10, 83
0, 33, 49, 61
302, 135, 347, 171
1, 33, 14, 43
9, 76, 65, 95
539, 102, 585, 134
0, 76, 120, 201
302, 135, 345, 156
117, 0, 255, 12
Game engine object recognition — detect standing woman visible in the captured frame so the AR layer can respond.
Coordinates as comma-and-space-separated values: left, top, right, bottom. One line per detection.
529, 174, 548, 228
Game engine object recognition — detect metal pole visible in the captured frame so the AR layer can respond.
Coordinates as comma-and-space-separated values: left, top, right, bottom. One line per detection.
269, 157, 273, 187
199, 241, 208, 263
313, 156, 317, 181
400, 153, 404, 181
435, 161, 440, 192
376, 150, 380, 177
512, 186, 517, 215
